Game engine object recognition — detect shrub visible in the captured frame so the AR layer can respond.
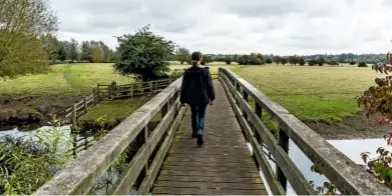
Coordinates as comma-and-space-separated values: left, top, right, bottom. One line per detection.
358, 62, 368, 67
349, 61, 356, 65
265, 58, 272, 64
299, 58, 306, 66
308, 59, 317, 66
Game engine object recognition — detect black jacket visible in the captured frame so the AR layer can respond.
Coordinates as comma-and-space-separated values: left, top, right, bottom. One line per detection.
180, 66, 215, 105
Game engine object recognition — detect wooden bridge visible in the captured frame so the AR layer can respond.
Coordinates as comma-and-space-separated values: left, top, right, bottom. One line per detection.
34, 68, 392, 195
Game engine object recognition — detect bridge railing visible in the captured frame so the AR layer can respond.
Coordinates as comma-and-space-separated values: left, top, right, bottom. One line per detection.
34, 77, 186, 195
219, 68, 392, 195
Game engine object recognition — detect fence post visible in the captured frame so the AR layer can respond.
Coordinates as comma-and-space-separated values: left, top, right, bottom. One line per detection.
96, 85, 100, 102
255, 103, 262, 143
243, 90, 249, 119
108, 85, 112, 100
84, 98, 88, 113
131, 85, 134, 98
276, 128, 289, 191
161, 103, 169, 117
150, 81, 153, 93
72, 104, 77, 128
144, 126, 149, 176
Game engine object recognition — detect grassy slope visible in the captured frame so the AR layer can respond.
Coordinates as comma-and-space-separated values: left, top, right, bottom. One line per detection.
0, 63, 133, 96
231, 64, 384, 121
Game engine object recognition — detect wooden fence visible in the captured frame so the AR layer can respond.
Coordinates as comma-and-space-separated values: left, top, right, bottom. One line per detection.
64, 93, 97, 127
96, 78, 175, 101
35, 77, 185, 195
218, 68, 392, 195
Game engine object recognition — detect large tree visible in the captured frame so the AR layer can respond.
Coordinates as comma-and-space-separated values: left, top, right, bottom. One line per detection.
69, 39, 79, 62
113, 25, 175, 81
80, 41, 92, 62
0, 0, 58, 79
174, 47, 190, 64
92, 42, 104, 63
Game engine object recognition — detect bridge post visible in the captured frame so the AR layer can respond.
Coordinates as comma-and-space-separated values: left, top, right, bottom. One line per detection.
276, 128, 289, 191
254, 103, 262, 144
144, 127, 149, 176
161, 103, 169, 117
243, 90, 248, 120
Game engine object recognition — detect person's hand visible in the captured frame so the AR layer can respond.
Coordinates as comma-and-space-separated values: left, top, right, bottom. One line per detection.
209, 100, 213, 105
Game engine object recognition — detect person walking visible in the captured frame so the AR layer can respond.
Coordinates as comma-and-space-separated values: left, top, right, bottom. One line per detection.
180, 52, 215, 147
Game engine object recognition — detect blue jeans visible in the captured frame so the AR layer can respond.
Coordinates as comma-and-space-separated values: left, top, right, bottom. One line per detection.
190, 103, 208, 135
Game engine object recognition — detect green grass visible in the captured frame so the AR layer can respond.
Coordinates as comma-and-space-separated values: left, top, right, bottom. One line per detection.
79, 96, 152, 126
231, 64, 384, 122
0, 63, 133, 96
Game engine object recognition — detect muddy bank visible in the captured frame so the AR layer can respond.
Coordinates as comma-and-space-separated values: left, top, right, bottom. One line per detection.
304, 112, 390, 140
0, 95, 84, 129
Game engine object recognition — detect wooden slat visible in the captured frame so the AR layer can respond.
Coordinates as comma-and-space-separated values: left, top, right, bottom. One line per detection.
221, 73, 316, 195
137, 105, 187, 195
219, 68, 392, 195
109, 100, 180, 195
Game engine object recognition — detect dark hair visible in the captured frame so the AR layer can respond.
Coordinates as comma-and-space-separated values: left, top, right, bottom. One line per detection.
191, 52, 203, 66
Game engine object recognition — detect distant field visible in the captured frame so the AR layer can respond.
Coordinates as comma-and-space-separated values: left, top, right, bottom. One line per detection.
0, 63, 133, 96
231, 65, 384, 121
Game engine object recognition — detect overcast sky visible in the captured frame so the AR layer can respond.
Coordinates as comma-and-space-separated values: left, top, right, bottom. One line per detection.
51, 0, 392, 55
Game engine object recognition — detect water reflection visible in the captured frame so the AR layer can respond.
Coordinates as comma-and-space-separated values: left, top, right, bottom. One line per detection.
259, 139, 391, 195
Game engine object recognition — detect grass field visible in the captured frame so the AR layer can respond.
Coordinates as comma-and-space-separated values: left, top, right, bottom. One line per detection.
0, 62, 383, 123
231, 65, 384, 121
0, 63, 134, 96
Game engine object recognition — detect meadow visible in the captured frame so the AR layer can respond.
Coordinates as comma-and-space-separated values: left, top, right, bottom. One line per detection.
231, 65, 384, 121
0, 62, 384, 123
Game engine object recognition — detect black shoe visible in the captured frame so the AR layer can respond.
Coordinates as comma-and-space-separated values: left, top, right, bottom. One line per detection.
197, 134, 204, 147
192, 131, 197, 138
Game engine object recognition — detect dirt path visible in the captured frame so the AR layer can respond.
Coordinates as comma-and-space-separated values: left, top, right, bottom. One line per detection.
304, 113, 390, 140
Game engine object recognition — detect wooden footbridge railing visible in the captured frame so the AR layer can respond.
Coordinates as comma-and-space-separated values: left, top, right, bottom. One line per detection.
34, 68, 392, 195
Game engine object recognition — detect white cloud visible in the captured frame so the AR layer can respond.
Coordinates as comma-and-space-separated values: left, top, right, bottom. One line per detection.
51, 0, 392, 55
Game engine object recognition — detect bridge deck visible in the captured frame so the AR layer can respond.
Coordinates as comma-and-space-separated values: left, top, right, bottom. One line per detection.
152, 81, 267, 195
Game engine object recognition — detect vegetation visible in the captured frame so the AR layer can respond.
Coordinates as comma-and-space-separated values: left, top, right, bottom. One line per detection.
79, 97, 151, 127
113, 25, 175, 82
357, 57, 392, 189
173, 47, 190, 64
225, 56, 232, 65
358, 62, 368, 67
232, 65, 383, 121
0, 117, 71, 195
237, 53, 265, 65
0, 0, 58, 79
0, 63, 133, 96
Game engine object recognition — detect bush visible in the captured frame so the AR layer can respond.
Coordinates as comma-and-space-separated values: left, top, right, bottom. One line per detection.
327, 61, 339, 66
358, 62, 368, 67
308, 59, 317, 66
265, 58, 272, 64
299, 58, 305, 66
349, 61, 356, 65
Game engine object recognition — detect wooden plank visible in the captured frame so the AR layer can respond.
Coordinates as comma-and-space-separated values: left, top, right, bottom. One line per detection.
163, 157, 254, 163
157, 175, 262, 184
109, 100, 180, 195
34, 77, 183, 196
220, 68, 392, 195
153, 186, 266, 195
159, 170, 260, 178
221, 73, 316, 195
161, 165, 258, 172
137, 106, 187, 195
154, 181, 263, 190
220, 77, 286, 195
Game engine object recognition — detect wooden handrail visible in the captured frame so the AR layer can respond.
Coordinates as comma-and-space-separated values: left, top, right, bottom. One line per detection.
219, 67, 392, 195
34, 77, 185, 195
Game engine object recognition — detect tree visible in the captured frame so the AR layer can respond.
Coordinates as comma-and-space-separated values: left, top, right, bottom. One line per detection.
265, 58, 272, 64
256, 54, 265, 65
299, 58, 306, 66
225, 56, 232, 65
56, 45, 67, 61
203, 55, 213, 64
0, 0, 58, 79
80, 41, 92, 62
69, 39, 79, 62
358, 62, 368, 67
113, 25, 175, 81
92, 43, 104, 63
174, 47, 190, 64
317, 56, 326, 66
237, 55, 248, 65
273, 56, 282, 64
281, 58, 288, 65
308, 59, 317, 66
289, 56, 299, 65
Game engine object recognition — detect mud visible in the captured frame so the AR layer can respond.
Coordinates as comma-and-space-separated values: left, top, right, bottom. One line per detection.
304, 112, 390, 140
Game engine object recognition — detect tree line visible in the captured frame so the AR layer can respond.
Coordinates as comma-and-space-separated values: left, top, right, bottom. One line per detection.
52, 38, 120, 64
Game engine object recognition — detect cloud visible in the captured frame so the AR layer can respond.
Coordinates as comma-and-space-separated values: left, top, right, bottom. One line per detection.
51, 0, 392, 55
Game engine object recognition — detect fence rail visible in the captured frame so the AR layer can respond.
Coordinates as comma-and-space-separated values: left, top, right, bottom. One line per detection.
218, 68, 392, 195
34, 77, 185, 195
